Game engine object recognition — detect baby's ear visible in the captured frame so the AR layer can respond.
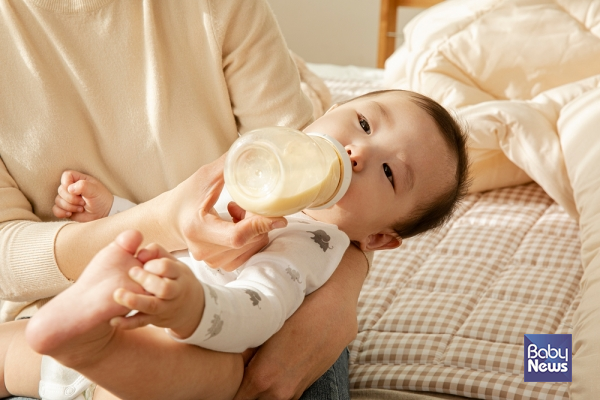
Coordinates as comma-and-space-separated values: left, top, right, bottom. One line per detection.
361, 231, 401, 251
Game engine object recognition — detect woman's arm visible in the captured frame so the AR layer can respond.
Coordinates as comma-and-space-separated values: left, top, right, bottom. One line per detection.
0, 0, 313, 306
0, 157, 72, 302
55, 155, 287, 281
55, 0, 315, 283
234, 244, 368, 400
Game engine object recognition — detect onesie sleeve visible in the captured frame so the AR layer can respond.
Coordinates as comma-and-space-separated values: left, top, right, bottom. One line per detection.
169, 217, 350, 353
108, 196, 137, 216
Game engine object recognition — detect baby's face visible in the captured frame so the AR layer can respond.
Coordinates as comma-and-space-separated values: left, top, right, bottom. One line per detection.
303, 91, 455, 249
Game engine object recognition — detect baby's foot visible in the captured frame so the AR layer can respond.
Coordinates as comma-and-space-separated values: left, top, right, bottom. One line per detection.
26, 230, 146, 368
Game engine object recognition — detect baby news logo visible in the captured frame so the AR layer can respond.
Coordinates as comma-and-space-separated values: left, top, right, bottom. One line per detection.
524, 334, 571, 382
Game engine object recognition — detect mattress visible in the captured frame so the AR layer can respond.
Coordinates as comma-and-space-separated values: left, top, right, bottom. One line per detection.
306, 63, 386, 104
309, 63, 582, 400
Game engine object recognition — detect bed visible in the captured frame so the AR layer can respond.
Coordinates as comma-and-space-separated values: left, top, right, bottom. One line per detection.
307, 61, 580, 400
303, 0, 600, 399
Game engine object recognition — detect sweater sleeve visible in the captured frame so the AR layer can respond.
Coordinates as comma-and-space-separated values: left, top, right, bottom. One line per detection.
209, 0, 314, 133
0, 159, 73, 302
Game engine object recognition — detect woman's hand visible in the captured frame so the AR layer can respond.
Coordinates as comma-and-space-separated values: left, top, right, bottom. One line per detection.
164, 154, 288, 271
55, 154, 286, 281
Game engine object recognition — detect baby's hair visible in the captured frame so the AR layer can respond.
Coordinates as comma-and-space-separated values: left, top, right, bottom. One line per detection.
345, 89, 470, 239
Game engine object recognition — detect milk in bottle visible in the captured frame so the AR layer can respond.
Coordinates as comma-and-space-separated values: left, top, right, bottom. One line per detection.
224, 127, 352, 217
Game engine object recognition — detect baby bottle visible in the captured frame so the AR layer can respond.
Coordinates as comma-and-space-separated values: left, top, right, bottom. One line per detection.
224, 126, 352, 217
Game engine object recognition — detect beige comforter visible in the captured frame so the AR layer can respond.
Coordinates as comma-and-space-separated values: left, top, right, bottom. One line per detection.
384, 0, 600, 398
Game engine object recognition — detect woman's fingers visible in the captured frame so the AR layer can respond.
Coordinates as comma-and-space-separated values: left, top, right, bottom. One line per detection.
227, 202, 246, 223
232, 215, 287, 248
174, 153, 288, 267
242, 348, 258, 366
186, 208, 287, 269
197, 158, 226, 215
203, 236, 270, 272
192, 210, 286, 250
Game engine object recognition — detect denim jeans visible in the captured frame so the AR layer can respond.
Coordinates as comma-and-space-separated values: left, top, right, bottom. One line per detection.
300, 348, 350, 400
5, 348, 350, 400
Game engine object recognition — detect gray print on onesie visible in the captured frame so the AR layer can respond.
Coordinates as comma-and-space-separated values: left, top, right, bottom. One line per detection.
206, 314, 223, 339
307, 230, 333, 252
207, 285, 218, 305
245, 289, 262, 308
285, 267, 302, 283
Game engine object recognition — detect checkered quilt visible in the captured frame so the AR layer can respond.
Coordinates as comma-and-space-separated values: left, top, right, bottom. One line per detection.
349, 183, 580, 399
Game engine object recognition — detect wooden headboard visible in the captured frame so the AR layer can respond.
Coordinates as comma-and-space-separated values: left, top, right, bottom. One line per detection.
377, 0, 444, 68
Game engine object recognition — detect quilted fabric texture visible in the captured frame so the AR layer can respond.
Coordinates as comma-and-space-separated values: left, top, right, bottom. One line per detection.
349, 183, 581, 399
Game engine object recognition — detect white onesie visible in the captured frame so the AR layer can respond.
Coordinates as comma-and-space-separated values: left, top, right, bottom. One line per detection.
110, 190, 349, 353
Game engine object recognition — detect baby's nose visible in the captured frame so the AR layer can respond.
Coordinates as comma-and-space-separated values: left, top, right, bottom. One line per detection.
346, 147, 364, 172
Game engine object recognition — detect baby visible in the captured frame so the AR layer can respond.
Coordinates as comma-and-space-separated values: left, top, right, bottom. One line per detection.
1, 90, 469, 400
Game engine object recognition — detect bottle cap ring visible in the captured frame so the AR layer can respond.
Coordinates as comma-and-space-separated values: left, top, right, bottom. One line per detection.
305, 132, 352, 210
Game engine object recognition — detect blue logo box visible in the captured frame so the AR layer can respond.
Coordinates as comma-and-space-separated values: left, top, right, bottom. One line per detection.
524, 334, 572, 382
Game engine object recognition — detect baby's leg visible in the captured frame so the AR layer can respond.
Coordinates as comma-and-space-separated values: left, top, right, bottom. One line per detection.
26, 230, 243, 400
0, 319, 121, 400
0, 319, 41, 398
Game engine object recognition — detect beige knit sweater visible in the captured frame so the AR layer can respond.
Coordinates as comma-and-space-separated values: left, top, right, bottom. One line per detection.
0, 0, 313, 320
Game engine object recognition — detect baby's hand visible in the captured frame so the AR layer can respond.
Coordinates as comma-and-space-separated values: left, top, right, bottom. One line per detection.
53, 170, 114, 222
110, 243, 205, 339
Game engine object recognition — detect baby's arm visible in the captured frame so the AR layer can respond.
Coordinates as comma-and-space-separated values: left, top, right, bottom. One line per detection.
106, 241, 289, 352
110, 244, 206, 339
53, 170, 114, 222
110, 218, 348, 353
171, 219, 349, 353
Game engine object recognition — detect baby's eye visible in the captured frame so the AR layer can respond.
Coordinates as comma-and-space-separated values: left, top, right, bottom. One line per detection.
383, 163, 394, 186
358, 114, 371, 134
